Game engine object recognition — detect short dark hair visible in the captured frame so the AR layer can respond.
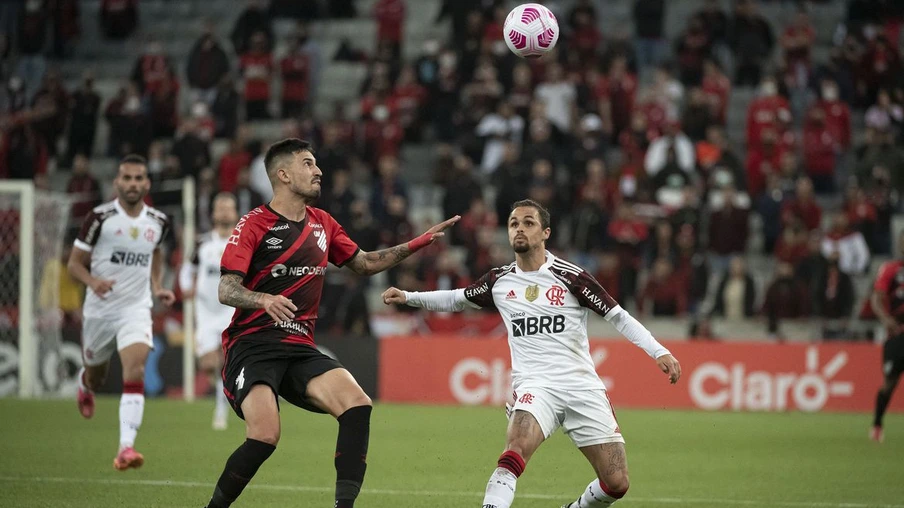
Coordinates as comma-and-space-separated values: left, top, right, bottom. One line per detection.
119, 154, 147, 167
511, 199, 551, 229
264, 138, 314, 179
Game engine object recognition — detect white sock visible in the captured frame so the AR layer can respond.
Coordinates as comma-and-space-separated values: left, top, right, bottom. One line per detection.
575, 479, 621, 507
214, 377, 228, 418
78, 367, 91, 392
119, 392, 145, 450
482, 467, 517, 508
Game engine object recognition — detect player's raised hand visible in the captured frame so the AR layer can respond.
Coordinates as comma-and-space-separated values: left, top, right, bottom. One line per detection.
261, 294, 297, 323
90, 278, 115, 299
656, 354, 682, 384
423, 215, 461, 242
381, 287, 408, 305
155, 288, 176, 307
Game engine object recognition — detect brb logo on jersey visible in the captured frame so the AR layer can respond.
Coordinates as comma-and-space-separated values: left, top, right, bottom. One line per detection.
546, 285, 566, 306
110, 251, 150, 266
511, 314, 566, 337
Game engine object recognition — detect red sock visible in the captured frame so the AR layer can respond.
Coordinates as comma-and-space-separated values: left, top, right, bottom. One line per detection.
497, 450, 525, 478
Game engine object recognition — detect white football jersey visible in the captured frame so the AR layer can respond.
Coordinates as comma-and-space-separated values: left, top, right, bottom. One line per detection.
74, 200, 170, 319
190, 231, 234, 331
462, 252, 621, 392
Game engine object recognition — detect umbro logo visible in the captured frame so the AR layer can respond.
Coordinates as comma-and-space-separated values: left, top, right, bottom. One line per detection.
505, 290, 517, 300
265, 237, 282, 246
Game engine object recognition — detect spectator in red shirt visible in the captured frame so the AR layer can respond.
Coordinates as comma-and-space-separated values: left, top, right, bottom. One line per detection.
702, 58, 730, 124
745, 128, 785, 197
781, 8, 816, 78
186, 21, 231, 106
130, 38, 172, 94
373, 0, 405, 58
149, 69, 179, 139
844, 183, 879, 251
593, 252, 621, 302
813, 79, 851, 150
51, 0, 80, 58
217, 137, 252, 193
279, 34, 312, 118
674, 16, 711, 87
773, 225, 810, 268
638, 257, 688, 317
608, 202, 649, 306
857, 34, 902, 106
746, 75, 791, 151
66, 154, 101, 224
240, 31, 273, 120
781, 176, 822, 231
802, 107, 839, 194
596, 55, 637, 139
391, 65, 428, 141
569, 8, 602, 63
708, 184, 750, 266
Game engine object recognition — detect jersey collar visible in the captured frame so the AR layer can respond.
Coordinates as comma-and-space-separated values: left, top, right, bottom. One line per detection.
114, 198, 147, 219
514, 250, 555, 274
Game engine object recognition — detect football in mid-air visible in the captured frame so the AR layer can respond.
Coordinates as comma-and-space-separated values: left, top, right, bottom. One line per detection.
502, 3, 560, 58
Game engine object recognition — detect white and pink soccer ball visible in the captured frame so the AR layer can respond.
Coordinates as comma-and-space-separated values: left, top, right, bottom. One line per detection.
502, 3, 560, 58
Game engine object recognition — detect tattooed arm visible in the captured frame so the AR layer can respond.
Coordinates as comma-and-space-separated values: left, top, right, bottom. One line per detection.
218, 273, 297, 323
344, 215, 461, 276
345, 243, 414, 276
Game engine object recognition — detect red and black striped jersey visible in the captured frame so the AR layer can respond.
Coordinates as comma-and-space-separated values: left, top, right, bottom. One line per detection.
220, 204, 359, 349
874, 260, 904, 322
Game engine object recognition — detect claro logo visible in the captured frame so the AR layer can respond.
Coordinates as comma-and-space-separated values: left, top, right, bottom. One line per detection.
448, 348, 612, 404
689, 347, 853, 412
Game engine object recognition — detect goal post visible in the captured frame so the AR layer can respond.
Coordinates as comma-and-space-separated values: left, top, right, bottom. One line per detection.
182, 176, 196, 402
0, 180, 73, 398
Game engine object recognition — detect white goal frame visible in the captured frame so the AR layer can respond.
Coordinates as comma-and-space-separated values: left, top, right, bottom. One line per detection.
0, 180, 36, 398
181, 177, 196, 402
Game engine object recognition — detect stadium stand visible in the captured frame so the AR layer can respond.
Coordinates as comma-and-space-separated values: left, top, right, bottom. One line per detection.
1, 0, 903, 342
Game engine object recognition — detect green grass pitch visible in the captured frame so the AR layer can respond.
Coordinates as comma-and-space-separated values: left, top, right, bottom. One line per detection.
0, 398, 902, 508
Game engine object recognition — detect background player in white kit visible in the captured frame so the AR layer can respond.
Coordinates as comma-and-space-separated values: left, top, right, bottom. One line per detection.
179, 192, 239, 430
382, 199, 681, 508
67, 155, 176, 471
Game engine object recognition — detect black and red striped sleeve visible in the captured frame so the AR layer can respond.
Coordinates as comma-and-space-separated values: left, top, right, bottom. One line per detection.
325, 212, 359, 267
221, 213, 262, 278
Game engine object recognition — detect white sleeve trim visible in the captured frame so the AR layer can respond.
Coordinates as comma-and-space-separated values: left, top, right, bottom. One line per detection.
606, 305, 671, 359
403, 289, 480, 312
73, 239, 92, 252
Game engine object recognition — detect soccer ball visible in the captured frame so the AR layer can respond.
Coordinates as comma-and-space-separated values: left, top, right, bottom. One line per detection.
502, 3, 560, 58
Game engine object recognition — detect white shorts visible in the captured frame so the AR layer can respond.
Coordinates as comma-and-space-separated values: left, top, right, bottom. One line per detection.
511, 386, 624, 448
195, 325, 225, 358
81, 315, 154, 367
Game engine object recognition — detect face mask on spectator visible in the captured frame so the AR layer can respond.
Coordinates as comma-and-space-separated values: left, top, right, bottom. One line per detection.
26, 0, 42, 13
760, 81, 777, 96
125, 96, 141, 113
822, 85, 838, 101
620, 175, 637, 197
373, 105, 389, 122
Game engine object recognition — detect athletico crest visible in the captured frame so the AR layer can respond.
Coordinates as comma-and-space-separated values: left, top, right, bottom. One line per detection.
525, 284, 540, 302
129, 227, 139, 240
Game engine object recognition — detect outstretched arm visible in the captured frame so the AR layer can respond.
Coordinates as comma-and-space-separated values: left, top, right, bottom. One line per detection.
606, 306, 681, 384
382, 287, 479, 313
345, 215, 460, 276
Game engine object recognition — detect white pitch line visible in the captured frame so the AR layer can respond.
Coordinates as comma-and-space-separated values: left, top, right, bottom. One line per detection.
0, 475, 901, 508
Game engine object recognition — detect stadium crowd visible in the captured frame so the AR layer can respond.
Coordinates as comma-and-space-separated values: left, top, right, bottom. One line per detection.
1, 0, 903, 341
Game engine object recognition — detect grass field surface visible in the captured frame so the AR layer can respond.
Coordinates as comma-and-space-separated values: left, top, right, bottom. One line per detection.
0, 398, 902, 507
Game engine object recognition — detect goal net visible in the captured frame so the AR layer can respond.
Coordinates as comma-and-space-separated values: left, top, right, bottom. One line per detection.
0, 182, 75, 398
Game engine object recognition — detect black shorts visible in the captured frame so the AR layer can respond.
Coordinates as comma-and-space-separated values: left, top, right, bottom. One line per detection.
884, 334, 904, 378
222, 339, 343, 419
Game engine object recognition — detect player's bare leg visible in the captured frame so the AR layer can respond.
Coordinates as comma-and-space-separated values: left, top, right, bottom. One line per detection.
562, 444, 630, 507
482, 410, 545, 508
199, 350, 228, 430
306, 368, 373, 508
872, 372, 900, 442
206, 384, 279, 508
113, 342, 150, 470
76, 362, 108, 419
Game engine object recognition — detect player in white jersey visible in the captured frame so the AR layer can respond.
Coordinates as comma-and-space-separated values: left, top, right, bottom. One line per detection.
67, 155, 176, 471
382, 199, 681, 508
179, 192, 239, 430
